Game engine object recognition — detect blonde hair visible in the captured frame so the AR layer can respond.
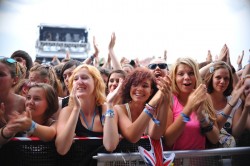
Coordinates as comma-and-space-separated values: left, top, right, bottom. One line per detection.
68, 64, 106, 106
170, 57, 216, 121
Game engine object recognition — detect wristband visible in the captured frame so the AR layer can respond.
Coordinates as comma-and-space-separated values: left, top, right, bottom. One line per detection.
180, 112, 190, 123
27, 121, 37, 135
143, 108, 160, 126
105, 109, 115, 118
1, 126, 12, 140
90, 55, 95, 61
220, 111, 232, 119
200, 121, 214, 135
145, 103, 156, 114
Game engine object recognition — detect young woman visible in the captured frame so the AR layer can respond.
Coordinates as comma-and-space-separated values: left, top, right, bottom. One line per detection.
164, 57, 219, 150
24, 83, 59, 141
0, 57, 31, 145
114, 67, 172, 142
203, 61, 245, 140
55, 64, 119, 156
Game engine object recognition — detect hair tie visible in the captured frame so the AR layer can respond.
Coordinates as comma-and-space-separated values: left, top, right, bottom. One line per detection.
209, 66, 214, 73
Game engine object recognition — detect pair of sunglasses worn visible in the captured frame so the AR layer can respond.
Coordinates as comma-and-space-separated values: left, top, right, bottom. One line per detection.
148, 63, 168, 70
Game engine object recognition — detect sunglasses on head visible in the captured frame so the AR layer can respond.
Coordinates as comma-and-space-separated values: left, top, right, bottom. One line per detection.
0, 56, 18, 75
148, 63, 168, 70
0, 56, 17, 64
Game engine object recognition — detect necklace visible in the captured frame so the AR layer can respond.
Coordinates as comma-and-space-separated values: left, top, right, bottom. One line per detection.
80, 107, 96, 131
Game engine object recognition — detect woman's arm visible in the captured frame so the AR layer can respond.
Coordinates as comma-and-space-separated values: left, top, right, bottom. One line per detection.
148, 76, 172, 140
32, 122, 57, 142
103, 104, 119, 152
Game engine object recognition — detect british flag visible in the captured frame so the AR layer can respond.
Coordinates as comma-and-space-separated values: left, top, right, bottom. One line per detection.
138, 137, 175, 166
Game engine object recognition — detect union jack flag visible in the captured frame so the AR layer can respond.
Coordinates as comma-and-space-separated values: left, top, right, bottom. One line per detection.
138, 137, 175, 166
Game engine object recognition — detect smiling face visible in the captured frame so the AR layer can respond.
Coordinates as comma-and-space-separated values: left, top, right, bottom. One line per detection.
130, 79, 152, 104
175, 64, 196, 94
25, 87, 48, 119
72, 68, 95, 97
212, 68, 230, 93
108, 73, 124, 92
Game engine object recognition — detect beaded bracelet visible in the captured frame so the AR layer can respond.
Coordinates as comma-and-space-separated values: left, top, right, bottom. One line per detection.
143, 108, 160, 126
200, 121, 214, 135
180, 112, 190, 123
1, 126, 12, 140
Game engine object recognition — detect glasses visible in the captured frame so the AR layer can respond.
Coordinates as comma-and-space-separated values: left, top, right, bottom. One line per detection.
148, 63, 168, 70
0, 56, 18, 75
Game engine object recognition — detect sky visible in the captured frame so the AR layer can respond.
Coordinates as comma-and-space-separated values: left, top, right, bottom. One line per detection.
0, 0, 250, 67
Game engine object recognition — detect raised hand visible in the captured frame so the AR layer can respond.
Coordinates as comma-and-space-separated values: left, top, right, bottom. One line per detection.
187, 84, 208, 111
237, 51, 244, 66
6, 110, 32, 135
218, 44, 228, 62
106, 78, 123, 105
93, 36, 99, 58
206, 50, 213, 62
108, 32, 116, 50
70, 83, 81, 111
230, 80, 245, 106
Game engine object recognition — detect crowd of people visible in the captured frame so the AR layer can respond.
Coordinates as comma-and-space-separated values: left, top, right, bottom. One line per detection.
0, 33, 250, 164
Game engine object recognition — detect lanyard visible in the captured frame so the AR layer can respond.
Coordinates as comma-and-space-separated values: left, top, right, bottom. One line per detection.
80, 108, 96, 131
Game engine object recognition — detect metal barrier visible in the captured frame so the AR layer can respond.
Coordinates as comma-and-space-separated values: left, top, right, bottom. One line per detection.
0, 137, 249, 166
94, 147, 250, 166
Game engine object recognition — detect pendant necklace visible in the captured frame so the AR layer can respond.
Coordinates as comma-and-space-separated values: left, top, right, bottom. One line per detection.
80, 107, 96, 131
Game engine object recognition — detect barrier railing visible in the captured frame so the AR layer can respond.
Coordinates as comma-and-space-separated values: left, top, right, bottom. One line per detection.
0, 137, 249, 166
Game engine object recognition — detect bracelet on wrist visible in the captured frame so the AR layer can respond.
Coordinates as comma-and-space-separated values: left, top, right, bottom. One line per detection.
143, 108, 160, 126
90, 55, 95, 61
200, 121, 214, 135
180, 112, 190, 123
145, 103, 156, 114
219, 111, 232, 119
227, 102, 234, 108
105, 109, 115, 118
26, 121, 37, 135
1, 126, 13, 140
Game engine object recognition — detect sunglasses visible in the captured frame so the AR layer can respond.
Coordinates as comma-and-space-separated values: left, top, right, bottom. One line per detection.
148, 63, 168, 70
0, 56, 18, 76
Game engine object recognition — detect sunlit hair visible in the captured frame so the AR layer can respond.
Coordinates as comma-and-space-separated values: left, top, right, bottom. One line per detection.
29, 64, 64, 97
170, 57, 216, 121
68, 64, 106, 106
203, 61, 233, 96
28, 83, 59, 123
106, 69, 127, 94
121, 67, 157, 103
170, 57, 202, 96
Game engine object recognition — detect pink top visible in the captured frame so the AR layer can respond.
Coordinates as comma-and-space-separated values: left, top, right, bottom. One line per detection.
172, 95, 205, 150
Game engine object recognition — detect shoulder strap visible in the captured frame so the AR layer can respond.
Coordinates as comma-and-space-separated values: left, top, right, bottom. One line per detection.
125, 103, 132, 121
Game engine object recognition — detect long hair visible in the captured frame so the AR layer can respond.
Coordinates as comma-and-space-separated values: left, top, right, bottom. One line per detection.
203, 61, 233, 96
170, 57, 216, 121
170, 57, 202, 96
68, 64, 106, 106
28, 83, 59, 123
